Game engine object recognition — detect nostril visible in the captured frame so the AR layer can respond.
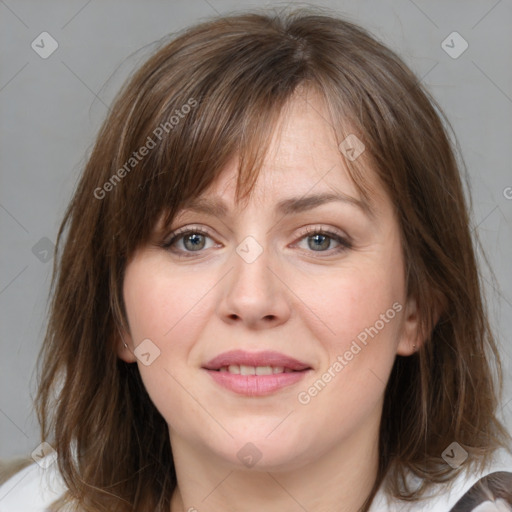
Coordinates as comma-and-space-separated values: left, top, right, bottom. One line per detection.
226, 313, 276, 322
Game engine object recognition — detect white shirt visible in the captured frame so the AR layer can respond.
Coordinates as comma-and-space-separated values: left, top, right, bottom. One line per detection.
368, 448, 512, 511
1, 450, 511, 511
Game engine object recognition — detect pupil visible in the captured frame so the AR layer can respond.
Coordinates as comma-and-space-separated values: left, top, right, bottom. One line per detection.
309, 234, 329, 251
185, 234, 205, 250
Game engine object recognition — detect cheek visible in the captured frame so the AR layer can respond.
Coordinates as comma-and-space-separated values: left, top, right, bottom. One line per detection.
122, 254, 223, 397
123, 257, 218, 428
292, 261, 405, 419
295, 263, 404, 353
123, 256, 213, 348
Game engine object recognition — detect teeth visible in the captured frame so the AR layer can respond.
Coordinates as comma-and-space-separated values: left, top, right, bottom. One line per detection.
255, 366, 273, 375
220, 365, 292, 375
240, 365, 256, 375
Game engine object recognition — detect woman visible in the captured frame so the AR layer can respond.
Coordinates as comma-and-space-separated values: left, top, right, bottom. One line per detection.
1, 8, 511, 512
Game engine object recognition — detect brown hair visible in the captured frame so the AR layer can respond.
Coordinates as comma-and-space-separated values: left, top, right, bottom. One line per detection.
34, 7, 510, 511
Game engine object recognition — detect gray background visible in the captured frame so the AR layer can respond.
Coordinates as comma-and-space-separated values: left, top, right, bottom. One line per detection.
1, 0, 511, 459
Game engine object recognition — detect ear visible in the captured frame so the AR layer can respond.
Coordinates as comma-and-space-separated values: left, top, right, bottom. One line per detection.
396, 295, 424, 356
115, 328, 137, 363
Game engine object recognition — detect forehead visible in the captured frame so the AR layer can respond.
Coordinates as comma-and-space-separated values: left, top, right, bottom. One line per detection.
184, 89, 385, 218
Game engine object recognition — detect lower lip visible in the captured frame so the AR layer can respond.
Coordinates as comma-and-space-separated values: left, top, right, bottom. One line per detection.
204, 369, 309, 396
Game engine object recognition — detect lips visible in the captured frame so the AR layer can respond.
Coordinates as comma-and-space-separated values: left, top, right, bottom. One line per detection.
202, 350, 312, 396
202, 350, 311, 372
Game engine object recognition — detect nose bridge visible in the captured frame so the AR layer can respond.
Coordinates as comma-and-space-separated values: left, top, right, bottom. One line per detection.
231, 234, 276, 305
218, 233, 290, 327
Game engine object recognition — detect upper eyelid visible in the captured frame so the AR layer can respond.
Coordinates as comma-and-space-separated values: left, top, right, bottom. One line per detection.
167, 223, 346, 237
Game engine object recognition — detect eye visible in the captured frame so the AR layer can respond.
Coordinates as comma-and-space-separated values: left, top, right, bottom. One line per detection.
161, 225, 352, 258
294, 226, 352, 255
162, 226, 218, 256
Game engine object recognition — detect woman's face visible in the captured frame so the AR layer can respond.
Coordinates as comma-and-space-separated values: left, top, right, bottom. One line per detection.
120, 89, 420, 471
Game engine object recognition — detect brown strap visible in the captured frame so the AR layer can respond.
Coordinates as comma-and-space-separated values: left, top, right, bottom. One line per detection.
449, 472, 512, 511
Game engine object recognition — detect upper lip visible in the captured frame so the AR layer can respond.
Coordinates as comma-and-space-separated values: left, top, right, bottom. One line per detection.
202, 350, 311, 371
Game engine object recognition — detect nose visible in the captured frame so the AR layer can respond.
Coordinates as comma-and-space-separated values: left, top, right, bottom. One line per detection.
216, 238, 292, 330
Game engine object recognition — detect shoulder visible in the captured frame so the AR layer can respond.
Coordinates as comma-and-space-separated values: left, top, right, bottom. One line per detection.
0, 455, 66, 511
369, 448, 512, 512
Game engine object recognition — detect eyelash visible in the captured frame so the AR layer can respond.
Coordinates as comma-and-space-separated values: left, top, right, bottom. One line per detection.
161, 225, 352, 258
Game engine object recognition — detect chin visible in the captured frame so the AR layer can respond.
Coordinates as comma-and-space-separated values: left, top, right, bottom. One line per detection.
211, 427, 314, 472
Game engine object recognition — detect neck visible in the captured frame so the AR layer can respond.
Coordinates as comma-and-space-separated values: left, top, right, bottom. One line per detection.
169, 420, 380, 512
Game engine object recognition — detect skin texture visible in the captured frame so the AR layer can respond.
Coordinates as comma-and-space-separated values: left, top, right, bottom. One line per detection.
119, 89, 422, 512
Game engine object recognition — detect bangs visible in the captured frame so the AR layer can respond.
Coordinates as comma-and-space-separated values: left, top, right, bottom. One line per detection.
95, 14, 379, 263
100, 23, 312, 258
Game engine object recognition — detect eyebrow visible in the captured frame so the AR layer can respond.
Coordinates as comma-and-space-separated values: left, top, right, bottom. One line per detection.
179, 192, 375, 220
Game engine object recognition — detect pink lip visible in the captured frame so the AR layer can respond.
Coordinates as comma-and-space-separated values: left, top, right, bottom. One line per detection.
202, 350, 312, 397
205, 371, 309, 396
202, 350, 311, 371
